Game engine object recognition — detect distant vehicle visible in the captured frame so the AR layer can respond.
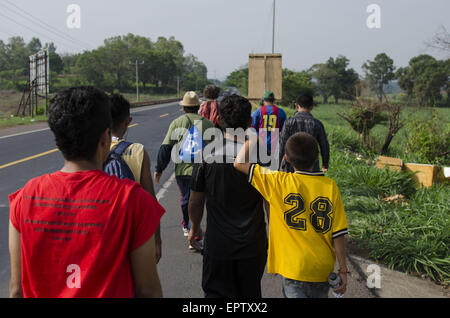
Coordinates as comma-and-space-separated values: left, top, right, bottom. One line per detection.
218, 87, 240, 102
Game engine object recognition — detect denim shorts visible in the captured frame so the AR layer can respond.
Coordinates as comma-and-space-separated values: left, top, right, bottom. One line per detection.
282, 277, 330, 298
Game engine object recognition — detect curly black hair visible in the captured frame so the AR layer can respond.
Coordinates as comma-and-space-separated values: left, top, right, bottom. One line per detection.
110, 94, 131, 132
218, 94, 252, 130
285, 132, 319, 170
48, 87, 112, 161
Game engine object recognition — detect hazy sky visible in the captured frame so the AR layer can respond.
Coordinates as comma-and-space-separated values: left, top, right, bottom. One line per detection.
0, 0, 449, 79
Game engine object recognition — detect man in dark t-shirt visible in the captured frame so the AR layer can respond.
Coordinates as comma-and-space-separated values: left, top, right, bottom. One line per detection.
279, 94, 330, 173
189, 95, 268, 298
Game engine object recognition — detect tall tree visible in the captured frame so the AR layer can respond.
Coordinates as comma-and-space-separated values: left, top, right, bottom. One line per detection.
282, 69, 315, 107
310, 63, 337, 104
396, 54, 449, 107
311, 56, 359, 104
225, 67, 248, 96
101, 36, 134, 90
328, 55, 359, 103
0, 40, 7, 71
181, 54, 209, 92
26, 37, 42, 55
362, 53, 396, 101
5, 37, 28, 73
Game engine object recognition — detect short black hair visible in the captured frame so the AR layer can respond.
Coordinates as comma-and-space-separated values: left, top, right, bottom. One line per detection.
183, 106, 200, 114
296, 94, 314, 109
285, 132, 319, 171
110, 94, 131, 132
48, 87, 112, 161
218, 94, 252, 130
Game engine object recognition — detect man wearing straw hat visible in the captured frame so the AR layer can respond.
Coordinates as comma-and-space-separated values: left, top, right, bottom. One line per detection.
154, 92, 214, 247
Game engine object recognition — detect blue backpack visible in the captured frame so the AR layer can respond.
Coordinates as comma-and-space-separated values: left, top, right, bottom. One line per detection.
103, 141, 135, 181
179, 115, 205, 163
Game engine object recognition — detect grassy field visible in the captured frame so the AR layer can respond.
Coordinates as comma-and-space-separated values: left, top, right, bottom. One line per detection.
278, 102, 450, 285
0, 115, 48, 128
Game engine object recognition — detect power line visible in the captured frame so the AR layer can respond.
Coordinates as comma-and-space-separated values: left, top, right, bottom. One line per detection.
2, 0, 94, 49
0, 11, 81, 52
0, 0, 92, 51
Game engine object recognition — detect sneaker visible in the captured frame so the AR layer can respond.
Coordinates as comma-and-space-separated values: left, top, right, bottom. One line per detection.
182, 227, 189, 237
189, 240, 203, 252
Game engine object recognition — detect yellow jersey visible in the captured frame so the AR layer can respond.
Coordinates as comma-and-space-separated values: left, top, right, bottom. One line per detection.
249, 164, 348, 282
110, 139, 145, 184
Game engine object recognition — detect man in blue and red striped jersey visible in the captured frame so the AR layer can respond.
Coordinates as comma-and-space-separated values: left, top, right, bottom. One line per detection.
251, 91, 287, 158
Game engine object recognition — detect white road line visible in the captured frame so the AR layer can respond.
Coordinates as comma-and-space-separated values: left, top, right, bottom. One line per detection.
0, 127, 50, 140
156, 174, 176, 201
0, 102, 179, 140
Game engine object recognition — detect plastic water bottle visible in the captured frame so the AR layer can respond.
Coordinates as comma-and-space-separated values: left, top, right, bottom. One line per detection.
328, 272, 343, 298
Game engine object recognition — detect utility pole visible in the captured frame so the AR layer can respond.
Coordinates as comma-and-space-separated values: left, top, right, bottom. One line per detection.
272, 0, 276, 54
130, 60, 144, 102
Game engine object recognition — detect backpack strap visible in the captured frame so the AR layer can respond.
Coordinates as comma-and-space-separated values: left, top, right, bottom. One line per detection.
110, 141, 133, 159
185, 114, 207, 128
179, 114, 205, 143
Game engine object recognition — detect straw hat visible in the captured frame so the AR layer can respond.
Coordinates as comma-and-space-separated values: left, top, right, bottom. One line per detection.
180, 91, 200, 107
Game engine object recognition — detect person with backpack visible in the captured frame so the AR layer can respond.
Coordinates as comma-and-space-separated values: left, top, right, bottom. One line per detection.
188, 95, 268, 298
104, 94, 162, 263
9, 87, 164, 298
199, 85, 221, 128
154, 91, 214, 247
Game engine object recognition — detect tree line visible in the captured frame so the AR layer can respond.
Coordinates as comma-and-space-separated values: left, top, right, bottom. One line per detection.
225, 53, 450, 108
0, 33, 210, 95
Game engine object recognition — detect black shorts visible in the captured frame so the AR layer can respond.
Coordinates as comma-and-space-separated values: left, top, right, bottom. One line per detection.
202, 253, 267, 298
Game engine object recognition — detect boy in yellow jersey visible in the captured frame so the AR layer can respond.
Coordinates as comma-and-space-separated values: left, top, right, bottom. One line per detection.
234, 132, 349, 298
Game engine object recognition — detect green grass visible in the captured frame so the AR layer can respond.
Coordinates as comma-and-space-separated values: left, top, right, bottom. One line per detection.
0, 115, 48, 128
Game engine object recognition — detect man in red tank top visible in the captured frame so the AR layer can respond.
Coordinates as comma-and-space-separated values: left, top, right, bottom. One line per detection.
8, 87, 165, 298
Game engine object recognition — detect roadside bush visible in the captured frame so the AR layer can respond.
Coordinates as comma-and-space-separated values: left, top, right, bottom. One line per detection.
329, 148, 417, 199
406, 113, 450, 165
338, 98, 388, 151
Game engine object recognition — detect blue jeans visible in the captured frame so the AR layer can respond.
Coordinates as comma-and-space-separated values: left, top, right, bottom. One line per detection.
282, 277, 329, 298
176, 176, 192, 229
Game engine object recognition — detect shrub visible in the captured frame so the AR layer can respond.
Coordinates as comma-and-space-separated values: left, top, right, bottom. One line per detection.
406, 112, 450, 165
338, 98, 388, 150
